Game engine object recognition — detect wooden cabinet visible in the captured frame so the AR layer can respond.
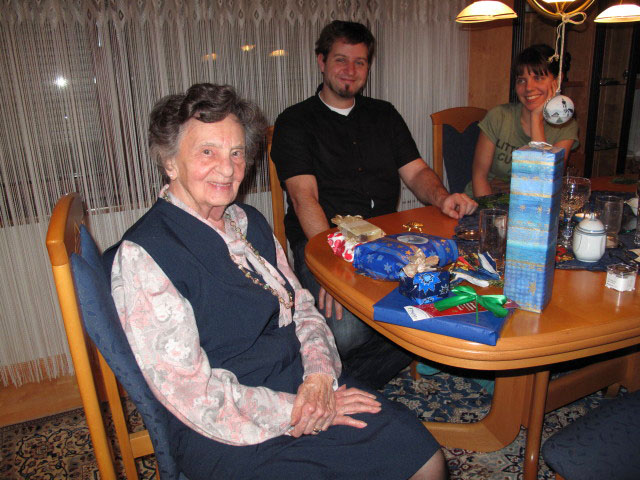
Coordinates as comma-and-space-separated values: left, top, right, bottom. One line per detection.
585, 22, 640, 176
511, 0, 639, 177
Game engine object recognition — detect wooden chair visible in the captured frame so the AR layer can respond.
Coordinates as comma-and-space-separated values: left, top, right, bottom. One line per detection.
542, 390, 640, 480
46, 193, 182, 479
46, 194, 120, 479
266, 126, 287, 256
430, 106, 487, 193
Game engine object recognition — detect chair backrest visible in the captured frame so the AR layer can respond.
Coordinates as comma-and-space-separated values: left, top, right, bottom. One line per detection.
46, 193, 184, 480
266, 126, 287, 256
46, 194, 118, 480
430, 106, 487, 194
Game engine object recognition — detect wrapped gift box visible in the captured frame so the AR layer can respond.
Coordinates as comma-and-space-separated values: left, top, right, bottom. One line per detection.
398, 270, 451, 304
352, 233, 458, 281
504, 144, 564, 313
373, 288, 516, 346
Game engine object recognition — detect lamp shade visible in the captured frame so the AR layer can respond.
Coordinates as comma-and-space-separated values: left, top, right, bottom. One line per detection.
594, 3, 640, 23
456, 1, 518, 23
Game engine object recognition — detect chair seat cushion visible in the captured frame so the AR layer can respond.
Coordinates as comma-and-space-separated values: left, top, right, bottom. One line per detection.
542, 390, 640, 480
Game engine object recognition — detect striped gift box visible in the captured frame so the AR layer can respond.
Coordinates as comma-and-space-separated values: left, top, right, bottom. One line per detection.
504, 145, 564, 313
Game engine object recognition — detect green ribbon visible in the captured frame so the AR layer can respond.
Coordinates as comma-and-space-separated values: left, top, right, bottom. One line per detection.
433, 285, 509, 321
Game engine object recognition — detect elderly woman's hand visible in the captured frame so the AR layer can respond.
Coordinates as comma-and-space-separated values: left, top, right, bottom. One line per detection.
289, 379, 383, 437
289, 373, 337, 437
330, 385, 381, 429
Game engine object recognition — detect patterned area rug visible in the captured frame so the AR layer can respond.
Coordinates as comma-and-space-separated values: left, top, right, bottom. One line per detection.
0, 368, 617, 479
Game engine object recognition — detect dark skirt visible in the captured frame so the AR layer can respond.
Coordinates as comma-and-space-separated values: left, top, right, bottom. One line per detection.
171, 376, 440, 480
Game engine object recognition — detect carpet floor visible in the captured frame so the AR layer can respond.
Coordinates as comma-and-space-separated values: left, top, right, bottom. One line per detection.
0, 367, 617, 479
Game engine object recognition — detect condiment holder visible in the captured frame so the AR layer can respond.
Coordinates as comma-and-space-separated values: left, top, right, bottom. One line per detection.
605, 264, 638, 292
572, 213, 606, 263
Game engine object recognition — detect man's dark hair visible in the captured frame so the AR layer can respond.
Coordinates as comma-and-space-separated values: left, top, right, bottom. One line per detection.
315, 20, 376, 63
512, 44, 571, 79
148, 83, 267, 172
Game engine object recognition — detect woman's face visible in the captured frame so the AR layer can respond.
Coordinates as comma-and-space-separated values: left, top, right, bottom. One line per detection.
165, 114, 246, 223
515, 68, 556, 113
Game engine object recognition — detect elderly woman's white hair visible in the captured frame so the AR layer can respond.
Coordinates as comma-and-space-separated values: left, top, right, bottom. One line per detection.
148, 83, 267, 173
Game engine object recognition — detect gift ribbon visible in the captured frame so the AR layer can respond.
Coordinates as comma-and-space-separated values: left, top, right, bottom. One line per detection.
433, 285, 509, 320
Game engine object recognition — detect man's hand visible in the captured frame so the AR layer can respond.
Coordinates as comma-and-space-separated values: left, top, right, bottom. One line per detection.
318, 287, 343, 320
440, 193, 478, 219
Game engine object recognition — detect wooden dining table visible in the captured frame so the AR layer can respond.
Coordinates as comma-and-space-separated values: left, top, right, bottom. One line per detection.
305, 176, 640, 480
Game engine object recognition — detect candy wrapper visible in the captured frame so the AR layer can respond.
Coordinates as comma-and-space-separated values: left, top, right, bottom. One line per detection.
450, 253, 502, 288
327, 231, 361, 262
352, 233, 458, 280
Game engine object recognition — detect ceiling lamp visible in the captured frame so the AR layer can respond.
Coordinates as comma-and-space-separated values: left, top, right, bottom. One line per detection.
526, 0, 595, 20
455, 1, 517, 23
595, 3, 640, 23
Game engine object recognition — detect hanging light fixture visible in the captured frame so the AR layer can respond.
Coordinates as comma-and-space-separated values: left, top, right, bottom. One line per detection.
526, 0, 595, 20
456, 1, 518, 23
595, 3, 640, 23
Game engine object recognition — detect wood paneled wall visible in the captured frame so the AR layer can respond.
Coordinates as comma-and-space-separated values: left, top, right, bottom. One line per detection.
467, 0, 515, 109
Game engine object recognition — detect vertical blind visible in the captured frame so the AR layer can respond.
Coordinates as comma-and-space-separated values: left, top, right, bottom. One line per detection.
0, 0, 468, 386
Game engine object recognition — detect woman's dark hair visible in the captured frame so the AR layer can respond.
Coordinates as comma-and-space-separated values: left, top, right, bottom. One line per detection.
148, 83, 267, 172
315, 20, 376, 63
512, 44, 571, 79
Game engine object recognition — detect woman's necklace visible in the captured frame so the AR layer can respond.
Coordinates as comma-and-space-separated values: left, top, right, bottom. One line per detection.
225, 213, 294, 309
161, 190, 293, 309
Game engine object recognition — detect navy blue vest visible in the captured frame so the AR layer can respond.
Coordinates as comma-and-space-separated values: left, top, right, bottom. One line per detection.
105, 200, 303, 395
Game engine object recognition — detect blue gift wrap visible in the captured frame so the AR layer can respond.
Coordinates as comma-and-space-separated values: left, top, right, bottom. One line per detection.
504, 145, 564, 313
352, 233, 458, 281
398, 270, 451, 304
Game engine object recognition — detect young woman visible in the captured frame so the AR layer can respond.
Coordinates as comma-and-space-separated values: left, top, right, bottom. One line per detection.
466, 44, 579, 198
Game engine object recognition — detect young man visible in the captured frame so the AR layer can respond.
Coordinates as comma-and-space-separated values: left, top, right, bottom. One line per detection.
271, 20, 477, 388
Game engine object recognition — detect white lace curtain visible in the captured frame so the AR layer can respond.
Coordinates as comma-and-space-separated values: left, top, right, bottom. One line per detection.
0, 0, 468, 386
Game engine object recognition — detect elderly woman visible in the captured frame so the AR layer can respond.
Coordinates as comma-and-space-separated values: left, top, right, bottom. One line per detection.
106, 84, 445, 479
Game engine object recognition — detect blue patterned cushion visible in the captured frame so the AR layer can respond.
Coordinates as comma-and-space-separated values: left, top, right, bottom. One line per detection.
72, 228, 187, 480
542, 390, 640, 480
442, 122, 480, 194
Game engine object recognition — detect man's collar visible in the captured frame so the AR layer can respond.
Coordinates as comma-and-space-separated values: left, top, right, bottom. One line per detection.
314, 83, 362, 115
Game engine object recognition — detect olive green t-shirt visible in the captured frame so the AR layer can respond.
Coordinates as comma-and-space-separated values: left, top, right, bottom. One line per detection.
464, 103, 579, 197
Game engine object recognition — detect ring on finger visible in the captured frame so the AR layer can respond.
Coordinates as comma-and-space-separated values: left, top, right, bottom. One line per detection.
312, 428, 321, 434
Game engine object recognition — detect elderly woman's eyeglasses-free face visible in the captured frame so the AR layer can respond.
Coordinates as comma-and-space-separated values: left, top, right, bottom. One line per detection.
165, 115, 246, 225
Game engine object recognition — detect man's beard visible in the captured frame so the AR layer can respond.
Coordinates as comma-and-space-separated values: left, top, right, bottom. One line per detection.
327, 79, 365, 99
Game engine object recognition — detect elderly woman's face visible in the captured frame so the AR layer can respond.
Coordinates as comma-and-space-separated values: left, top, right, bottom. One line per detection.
165, 115, 245, 223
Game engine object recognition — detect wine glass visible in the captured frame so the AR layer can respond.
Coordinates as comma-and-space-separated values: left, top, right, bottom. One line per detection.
559, 176, 591, 248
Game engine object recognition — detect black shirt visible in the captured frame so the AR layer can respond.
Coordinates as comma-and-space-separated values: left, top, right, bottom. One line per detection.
271, 89, 421, 246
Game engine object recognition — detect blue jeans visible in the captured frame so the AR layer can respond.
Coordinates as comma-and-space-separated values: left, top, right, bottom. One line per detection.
291, 240, 412, 389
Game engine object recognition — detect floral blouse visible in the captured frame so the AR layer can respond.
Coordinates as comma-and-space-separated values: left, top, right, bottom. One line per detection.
111, 189, 341, 446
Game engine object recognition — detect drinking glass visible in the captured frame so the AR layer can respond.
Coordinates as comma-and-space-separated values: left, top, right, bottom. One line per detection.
596, 195, 624, 248
479, 209, 508, 272
558, 176, 591, 248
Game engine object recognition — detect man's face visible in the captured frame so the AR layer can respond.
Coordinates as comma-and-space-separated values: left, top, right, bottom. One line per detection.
318, 40, 370, 100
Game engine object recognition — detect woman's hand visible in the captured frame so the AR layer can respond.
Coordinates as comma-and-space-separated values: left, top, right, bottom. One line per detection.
330, 385, 381, 429
289, 380, 382, 437
531, 77, 558, 119
289, 373, 336, 437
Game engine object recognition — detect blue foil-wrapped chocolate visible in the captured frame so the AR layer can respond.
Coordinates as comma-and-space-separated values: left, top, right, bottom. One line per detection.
352, 233, 458, 281
398, 270, 451, 304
